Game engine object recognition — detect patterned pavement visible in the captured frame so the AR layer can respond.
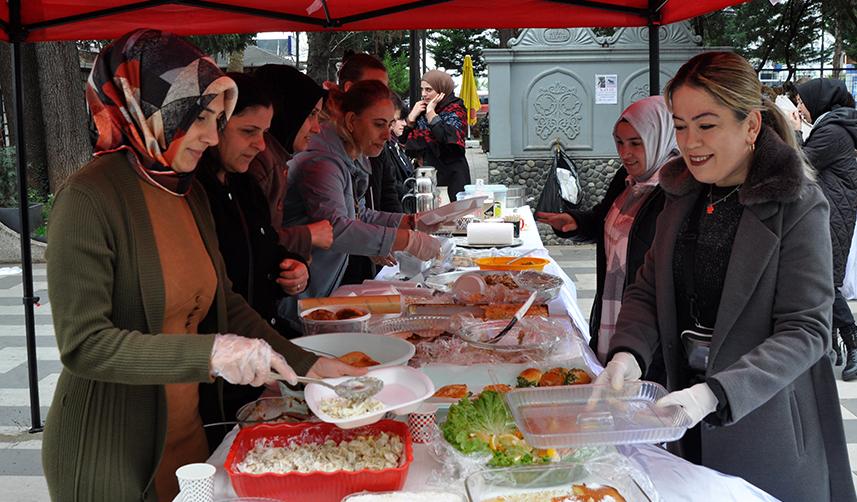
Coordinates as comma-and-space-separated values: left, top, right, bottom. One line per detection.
2, 247, 857, 500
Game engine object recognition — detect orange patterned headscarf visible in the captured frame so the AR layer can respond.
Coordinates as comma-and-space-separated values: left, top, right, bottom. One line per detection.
86, 29, 237, 195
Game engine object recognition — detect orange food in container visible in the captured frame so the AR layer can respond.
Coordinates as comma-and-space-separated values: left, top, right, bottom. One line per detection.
474, 256, 549, 272
225, 421, 413, 502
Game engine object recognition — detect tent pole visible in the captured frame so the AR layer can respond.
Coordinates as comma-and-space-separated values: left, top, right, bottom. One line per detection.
648, 1, 660, 96
9, 0, 43, 434
408, 30, 420, 107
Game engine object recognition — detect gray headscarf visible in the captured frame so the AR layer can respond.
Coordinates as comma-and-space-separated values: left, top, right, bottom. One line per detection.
613, 95, 678, 182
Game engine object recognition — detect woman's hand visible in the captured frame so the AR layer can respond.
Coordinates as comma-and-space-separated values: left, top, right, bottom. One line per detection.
408, 101, 427, 125
656, 383, 718, 428
787, 109, 802, 132
425, 93, 445, 122
210, 334, 297, 386
306, 357, 368, 379
277, 259, 309, 295
308, 220, 334, 249
535, 211, 578, 233
370, 254, 397, 267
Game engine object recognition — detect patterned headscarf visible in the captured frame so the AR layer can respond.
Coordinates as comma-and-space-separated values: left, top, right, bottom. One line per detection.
86, 29, 237, 195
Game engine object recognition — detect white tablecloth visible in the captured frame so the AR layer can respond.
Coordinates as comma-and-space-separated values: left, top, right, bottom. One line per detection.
203, 206, 779, 502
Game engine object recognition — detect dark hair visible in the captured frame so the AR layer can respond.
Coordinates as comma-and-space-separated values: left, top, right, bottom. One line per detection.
225, 72, 272, 115
390, 93, 406, 115
337, 51, 387, 86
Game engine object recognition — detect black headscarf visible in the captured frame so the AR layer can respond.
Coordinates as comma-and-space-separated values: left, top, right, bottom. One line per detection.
253, 64, 325, 154
796, 78, 855, 123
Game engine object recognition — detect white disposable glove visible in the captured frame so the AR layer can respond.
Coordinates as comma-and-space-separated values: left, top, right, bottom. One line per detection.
414, 213, 442, 233
593, 352, 642, 391
656, 382, 719, 428
210, 334, 297, 386
403, 230, 442, 261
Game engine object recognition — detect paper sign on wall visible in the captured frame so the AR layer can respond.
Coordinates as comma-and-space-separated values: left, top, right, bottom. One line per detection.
595, 74, 618, 104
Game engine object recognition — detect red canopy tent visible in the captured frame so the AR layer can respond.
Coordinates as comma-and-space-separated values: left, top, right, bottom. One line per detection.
1, 0, 750, 432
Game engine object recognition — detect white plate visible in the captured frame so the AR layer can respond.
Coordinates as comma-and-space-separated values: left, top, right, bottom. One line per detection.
419, 195, 488, 226
291, 333, 415, 369
304, 366, 435, 429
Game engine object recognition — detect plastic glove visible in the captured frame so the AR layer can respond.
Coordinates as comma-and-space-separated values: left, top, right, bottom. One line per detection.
593, 352, 642, 391
414, 213, 443, 233
210, 334, 297, 386
403, 230, 441, 261
656, 383, 718, 428
370, 254, 397, 267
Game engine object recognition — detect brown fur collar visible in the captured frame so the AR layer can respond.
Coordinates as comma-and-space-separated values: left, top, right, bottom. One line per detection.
659, 126, 809, 205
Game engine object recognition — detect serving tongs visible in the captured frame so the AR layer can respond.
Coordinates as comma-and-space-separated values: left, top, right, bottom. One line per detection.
485, 290, 538, 344
269, 372, 384, 402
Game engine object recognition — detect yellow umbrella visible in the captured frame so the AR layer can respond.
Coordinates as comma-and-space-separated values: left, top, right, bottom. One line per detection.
460, 55, 481, 127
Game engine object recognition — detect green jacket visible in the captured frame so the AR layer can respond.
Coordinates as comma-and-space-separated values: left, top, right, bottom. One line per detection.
42, 152, 318, 501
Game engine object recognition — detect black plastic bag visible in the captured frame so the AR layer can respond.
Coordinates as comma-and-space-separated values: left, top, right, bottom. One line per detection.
535, 146, 581, 213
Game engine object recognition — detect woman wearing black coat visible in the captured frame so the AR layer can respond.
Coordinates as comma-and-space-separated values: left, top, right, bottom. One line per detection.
796, 78, 857, 379
537, 96, 678, 384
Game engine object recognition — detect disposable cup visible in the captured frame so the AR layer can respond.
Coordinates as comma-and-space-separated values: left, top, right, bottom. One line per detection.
175, 462, 216, 502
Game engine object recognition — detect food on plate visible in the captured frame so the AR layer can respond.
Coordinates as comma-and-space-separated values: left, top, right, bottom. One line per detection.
319, 397, 384, 419
566, 368, 592, 385
538, 368, 569, 387
434, 384, 469, 399
390, 329, 451, 343
516, 368, 543, 387
515, 367, 592, 388
305, 308, 338, 321
482, 384, 513, 394
346, 492, 464, 502
235, 431, 404, 474
484, 273, 520, 289
441, 391, 558, 467
571, 483, 627, 502
338, 351, 380, 367
336, 307, 368, 319
481, 483, 626, 502
483, 304, 549, 320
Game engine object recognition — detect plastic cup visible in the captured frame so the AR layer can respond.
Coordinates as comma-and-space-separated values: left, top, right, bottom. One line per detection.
407, 410, 437, 443
175, 463, 216, 502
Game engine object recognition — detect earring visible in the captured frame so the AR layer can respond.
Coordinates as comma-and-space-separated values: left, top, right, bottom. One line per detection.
750, 142, 755, 152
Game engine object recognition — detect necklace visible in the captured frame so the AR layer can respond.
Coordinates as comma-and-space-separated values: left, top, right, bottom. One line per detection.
706, 184, 741, 214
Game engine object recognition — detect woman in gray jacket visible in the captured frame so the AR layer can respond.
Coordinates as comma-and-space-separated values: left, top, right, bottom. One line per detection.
598, 52, 855, 501
280, 80, 440, 320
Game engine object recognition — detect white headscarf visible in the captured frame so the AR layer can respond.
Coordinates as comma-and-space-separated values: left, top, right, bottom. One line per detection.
613, 95, 679, 182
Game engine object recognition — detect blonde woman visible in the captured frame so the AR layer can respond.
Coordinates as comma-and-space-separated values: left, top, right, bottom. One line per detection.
598, 52, 854, 501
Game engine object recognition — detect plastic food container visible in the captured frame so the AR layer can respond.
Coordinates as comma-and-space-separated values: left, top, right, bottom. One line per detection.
474, 256, 549, 272
235, 396, 312, 428
225, 421, 413, 502
300, 306, 371, 336
464, 462, 650, 502
370, 315, 453, 338
304, 366, 436, 428
457, 319, 561, 356
291, 333, 416, 369
505, 382, 693, 448
464, 184, 508, 207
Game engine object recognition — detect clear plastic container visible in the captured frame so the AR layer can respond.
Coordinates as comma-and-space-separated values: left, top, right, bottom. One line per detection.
464, 462, 652, 502
235, 396, 311, 428
457, 318, 562, 356
505, 381, 693, 448
300, 306, 371, 336
370, 315, 453, 338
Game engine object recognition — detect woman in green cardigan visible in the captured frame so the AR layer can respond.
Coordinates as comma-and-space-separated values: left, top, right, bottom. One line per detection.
42, 30, 364, 502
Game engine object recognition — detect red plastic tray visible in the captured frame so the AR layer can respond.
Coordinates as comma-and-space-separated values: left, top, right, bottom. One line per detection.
224, 420, 413, 502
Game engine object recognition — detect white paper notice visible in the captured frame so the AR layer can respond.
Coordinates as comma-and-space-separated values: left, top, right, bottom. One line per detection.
595, 74, 618, 104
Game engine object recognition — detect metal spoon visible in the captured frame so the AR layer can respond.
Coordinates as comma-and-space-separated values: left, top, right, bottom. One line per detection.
270, 373, 384, 401
506, 250, 535, 266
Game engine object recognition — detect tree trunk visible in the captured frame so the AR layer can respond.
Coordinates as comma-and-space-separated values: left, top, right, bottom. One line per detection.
832, 17, 843, 79
0, 42, 50, 198
226, 49, 244, 73
497, 29, 519, 48
35, 42, 91, 193
306, 32, 338, 85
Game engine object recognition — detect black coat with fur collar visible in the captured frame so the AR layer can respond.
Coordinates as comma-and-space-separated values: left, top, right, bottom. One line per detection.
611, 126, 855, 502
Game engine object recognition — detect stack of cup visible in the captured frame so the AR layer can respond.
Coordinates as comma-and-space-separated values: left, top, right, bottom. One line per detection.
408, 410, 437, 443
175, 463, 215, 502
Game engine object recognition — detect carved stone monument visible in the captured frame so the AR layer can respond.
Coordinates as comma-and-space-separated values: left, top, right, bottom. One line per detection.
484, 23, 711, 242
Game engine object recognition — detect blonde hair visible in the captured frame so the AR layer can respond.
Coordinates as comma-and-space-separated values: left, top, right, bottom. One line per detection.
327, 80, 392, 157
664, 51, 812, 178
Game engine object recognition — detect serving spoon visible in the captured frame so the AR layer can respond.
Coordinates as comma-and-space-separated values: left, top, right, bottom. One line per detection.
270, 373, 384, 402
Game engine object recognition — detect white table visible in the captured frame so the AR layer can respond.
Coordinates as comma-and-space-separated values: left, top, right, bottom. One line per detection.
205, 206, 779, 501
